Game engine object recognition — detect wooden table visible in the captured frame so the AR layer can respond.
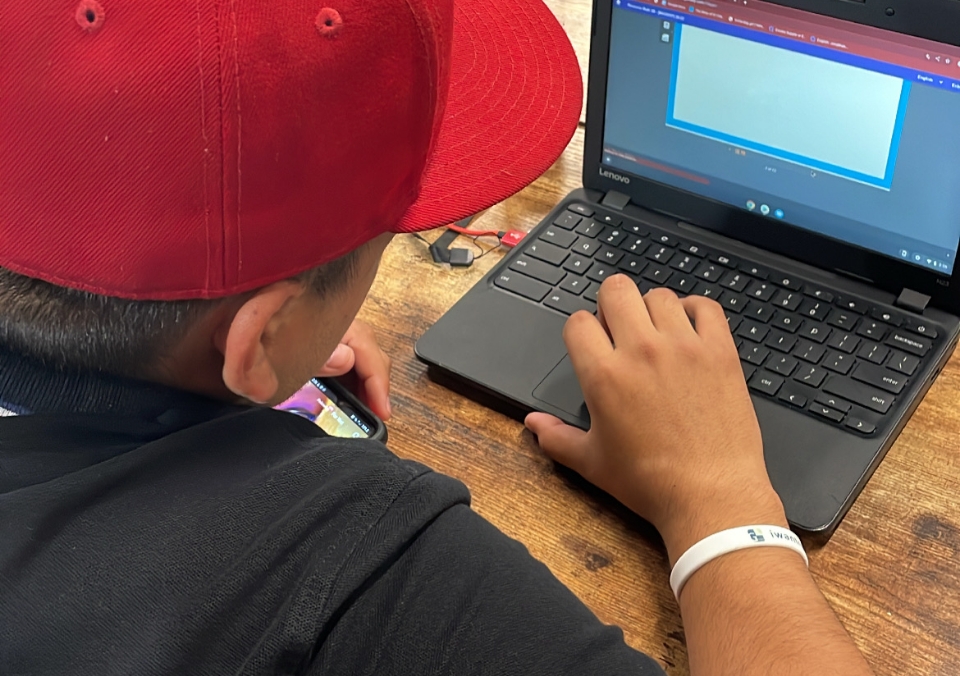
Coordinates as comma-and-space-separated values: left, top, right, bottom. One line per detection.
358, 2, 960, 673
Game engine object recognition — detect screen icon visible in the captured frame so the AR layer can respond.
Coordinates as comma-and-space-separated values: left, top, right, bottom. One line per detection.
774, 208, 784, 219
760, 204, 770, 216
900, 249, 909, 258
746, 200, 756, 211
661, 33, 670, 43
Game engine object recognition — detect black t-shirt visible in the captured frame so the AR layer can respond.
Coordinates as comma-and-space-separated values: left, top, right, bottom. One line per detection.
0, 349, 665, 675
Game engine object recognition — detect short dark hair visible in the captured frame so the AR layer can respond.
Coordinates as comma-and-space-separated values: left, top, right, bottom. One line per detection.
0, 249, 362, 378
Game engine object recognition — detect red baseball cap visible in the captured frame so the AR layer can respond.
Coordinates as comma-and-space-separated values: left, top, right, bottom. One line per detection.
0, 0, 581, 300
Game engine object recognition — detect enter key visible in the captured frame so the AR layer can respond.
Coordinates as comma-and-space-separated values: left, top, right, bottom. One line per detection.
852, 362, 907, 394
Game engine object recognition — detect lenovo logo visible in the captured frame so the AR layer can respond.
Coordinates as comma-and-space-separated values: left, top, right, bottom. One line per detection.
599, 168, 630, 184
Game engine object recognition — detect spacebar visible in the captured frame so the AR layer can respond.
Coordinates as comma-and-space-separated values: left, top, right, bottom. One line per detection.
493, 271, 551, 302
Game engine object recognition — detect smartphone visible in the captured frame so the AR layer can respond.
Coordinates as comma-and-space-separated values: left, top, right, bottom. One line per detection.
275, 377, 387, 442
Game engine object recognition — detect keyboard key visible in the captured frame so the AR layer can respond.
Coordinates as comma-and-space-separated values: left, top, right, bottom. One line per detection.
858, 343, 890, 365
888, 350, 920, 376
641, 263, 672, 285
654, 233, 678, 247
804, 286, 835, 303
773, 313, 801, 333
525, 241, 569, 266
798, 299, 830, 321
567, 204, 594, 217
799, 321, 830, 343
769, 355, 798, 377
823, 350, 854, 375
719, 291, 746, 313
749, 370, 783, 395
670, 254, 698, 273
544, 290, 596, 316
744, 300, 774, 323
509, 257, 566, 286
741, 363, 756, 382
745, 280, 774, 301
727, 315, 743, 333
779, 390, 808, 408
693, 284, 721, 299
572, 239, 601, 257
815, 393, 852, 413
904, 318, 939, 339
740, 263, 769, 279
682, 243, 706, 257
586, 262, 617, 283
584, 284, 599, 303
737, 319, 770, 343
845, 417, 876, 434
720, 271, 750, 292
710, 253, 738, 268
600, 227, 627, 246
597, 213, 622, 227
772, 275, 803, 291
559, 275, 591, 296
795, 365, 827, 387
853, 362, 906, 394
694, 262, 723, 282
620, 236, 648, 255
595, 245, 624, 266
835, 296, 868, 314
885, 331, 931, 357
856, 320, 887, 341
617, 254, 646, 276
823, 377, 893, 414
575, 218, 604, 238
772, 290, 802, 311
494, 272, 550, 302
827, 331, 860, 354
826, 309, 858, 330
809, 404, 844, 423
740, 344, 771, 366
794, 340, 826, 364
539, 227, 576, 248
621, 222, 647, 236
870, 308, 902, 326
766, 331, 798, 353
563, 253, 592, 275
646, 245, 673, 264
668, 275, 698, 295
553, 212, 582, 229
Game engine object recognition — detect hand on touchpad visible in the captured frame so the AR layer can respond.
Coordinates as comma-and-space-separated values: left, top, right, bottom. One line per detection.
532, 355, 590, 424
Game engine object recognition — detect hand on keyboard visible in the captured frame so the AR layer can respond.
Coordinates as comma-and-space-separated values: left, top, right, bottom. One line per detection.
525, 275, 786, 566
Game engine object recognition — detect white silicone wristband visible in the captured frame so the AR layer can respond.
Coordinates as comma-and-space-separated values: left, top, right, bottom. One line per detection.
670, 525, 808, 602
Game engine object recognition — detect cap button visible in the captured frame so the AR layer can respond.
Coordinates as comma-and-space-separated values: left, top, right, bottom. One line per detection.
315, 8, 343, 38
75, 0, 105, 33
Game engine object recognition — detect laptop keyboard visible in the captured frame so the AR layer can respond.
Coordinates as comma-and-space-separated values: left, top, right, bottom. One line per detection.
492, 202, 943, 436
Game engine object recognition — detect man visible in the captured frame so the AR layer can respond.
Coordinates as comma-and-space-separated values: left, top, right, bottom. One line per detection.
0, 0, 873, 674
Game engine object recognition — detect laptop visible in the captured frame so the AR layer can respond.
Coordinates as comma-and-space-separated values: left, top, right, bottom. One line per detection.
416, 0, 960, 537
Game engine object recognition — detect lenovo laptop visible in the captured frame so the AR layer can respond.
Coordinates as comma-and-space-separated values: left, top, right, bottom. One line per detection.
417, 0, 960, 537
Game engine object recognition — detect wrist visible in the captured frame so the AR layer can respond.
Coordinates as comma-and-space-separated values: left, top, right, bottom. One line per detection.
660, 487, 788, 568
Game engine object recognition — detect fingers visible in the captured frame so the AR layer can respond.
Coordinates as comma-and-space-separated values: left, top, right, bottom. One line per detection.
680, 295, 734, 345
349, 345, 392, 420
643, 287, 697, 336
596, 275, 652, 346
524, 412, 593, 476
563, 310, 614, 379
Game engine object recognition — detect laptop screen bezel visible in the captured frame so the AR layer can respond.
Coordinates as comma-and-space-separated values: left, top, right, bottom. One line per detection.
583, 0, 960, 315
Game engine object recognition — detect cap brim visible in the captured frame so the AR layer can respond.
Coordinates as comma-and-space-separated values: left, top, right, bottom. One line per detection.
393, 0, 583, 233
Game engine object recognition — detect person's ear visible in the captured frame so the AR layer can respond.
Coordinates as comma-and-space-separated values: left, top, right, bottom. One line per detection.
220, 280, 304, 404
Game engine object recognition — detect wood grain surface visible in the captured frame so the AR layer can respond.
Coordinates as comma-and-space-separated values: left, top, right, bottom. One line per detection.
357, 2, 960, 673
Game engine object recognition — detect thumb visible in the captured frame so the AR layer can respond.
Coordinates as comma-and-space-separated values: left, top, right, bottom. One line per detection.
317, 344, 355, 377
525, 412, 593, 476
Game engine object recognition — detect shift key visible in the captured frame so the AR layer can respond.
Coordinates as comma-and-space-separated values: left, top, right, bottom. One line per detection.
509, 256, 566, 285
494, 271, 551, 302
823, 376, 894, 414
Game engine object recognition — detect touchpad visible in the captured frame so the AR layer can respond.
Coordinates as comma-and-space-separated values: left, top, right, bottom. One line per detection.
532, 355, 590, 423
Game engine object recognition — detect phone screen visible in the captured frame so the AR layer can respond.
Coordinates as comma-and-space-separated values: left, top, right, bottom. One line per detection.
275, 378, 374, 438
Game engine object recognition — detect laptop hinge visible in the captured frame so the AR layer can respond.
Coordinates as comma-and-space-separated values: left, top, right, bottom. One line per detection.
601, 190, 631, 211
895, 288, 931, 314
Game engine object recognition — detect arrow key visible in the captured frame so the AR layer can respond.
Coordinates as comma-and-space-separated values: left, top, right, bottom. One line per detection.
845, 417, 876, 435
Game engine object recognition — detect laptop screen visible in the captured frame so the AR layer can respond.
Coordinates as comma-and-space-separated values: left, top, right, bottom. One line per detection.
602, 0, 960, 275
